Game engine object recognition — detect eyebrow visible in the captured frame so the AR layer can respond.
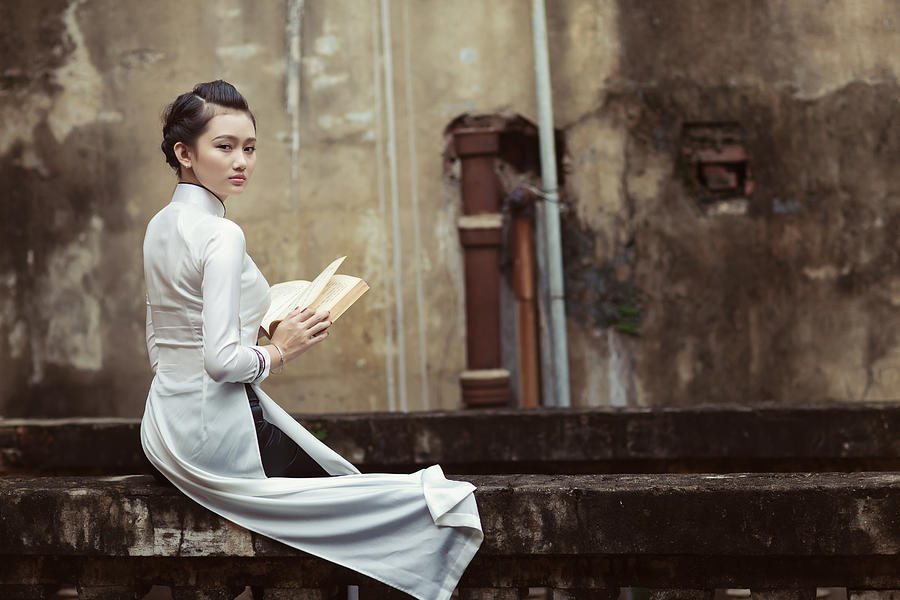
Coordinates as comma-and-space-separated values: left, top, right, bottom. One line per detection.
212, 134, 257, 143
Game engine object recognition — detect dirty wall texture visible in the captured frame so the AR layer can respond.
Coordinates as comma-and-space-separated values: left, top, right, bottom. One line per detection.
0, 0, 540, 417
558, 0, 900, 406
3, 0, 900, 417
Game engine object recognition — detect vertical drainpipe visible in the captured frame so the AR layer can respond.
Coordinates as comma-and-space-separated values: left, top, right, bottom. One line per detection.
531, 0, 571, 407
453, 128, 512, 407
511, 191, 541, 408
285, 0, 304, 187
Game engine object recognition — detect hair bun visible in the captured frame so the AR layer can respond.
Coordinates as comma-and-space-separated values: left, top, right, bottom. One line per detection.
160, 80, 256, 176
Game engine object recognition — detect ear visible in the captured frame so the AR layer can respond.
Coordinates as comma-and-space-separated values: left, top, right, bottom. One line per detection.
173, 141, 193, 170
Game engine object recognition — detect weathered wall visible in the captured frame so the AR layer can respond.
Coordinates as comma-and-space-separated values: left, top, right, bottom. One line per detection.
0, 0, 538, 416
2, 0, 899, 416
559, 0, 900, 406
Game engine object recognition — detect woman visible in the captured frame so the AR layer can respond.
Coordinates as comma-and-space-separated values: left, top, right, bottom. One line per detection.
141, 80, 482, 600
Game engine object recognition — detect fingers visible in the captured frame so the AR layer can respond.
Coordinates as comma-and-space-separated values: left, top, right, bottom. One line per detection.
271, 309, 332, 359
284, 308, 326, 325
299, 309, 329, 324
309, 319, 331, 337
291, 307, 314, 320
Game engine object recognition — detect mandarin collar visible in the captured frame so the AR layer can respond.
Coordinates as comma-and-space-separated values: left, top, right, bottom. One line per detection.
171, 182, 226, 217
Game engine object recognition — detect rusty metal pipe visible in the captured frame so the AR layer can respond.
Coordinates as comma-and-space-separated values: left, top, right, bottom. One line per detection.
459, 223, 503, 369
512, 205, 541, 408
453, 128, 511, 407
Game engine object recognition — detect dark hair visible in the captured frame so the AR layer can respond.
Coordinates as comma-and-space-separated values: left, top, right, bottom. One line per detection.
160, 80, 257, 176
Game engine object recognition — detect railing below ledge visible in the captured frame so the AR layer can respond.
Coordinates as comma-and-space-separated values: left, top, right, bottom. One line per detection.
3, 472, 900, 598
5, 402, 900, 476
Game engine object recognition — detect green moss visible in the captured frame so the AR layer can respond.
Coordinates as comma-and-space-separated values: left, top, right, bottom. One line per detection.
613, 302, 642, 336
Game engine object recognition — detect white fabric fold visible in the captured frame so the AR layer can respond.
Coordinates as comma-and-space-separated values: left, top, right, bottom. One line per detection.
141, 183, 483, 599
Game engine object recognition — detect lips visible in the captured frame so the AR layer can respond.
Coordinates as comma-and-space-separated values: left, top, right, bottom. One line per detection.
229, 176, 246, 182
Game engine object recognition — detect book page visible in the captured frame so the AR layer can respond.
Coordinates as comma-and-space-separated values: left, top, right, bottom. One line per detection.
310, 275, 369, 321
261, 279, 311, 336
259, 256, 367, 337
295, 256, 346, 310
312, 275, 359, 309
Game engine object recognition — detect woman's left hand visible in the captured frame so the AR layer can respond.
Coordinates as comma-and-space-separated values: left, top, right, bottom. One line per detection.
267, 307, 332, 366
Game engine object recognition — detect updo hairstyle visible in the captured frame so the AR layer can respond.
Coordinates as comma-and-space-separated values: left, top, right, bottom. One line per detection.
160, 80, 257, 176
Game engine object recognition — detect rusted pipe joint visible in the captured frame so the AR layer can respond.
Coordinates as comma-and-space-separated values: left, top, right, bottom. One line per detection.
506, 187, 538, 218
453, 128, 500, 158
459, 369, 512, 407
458, 214, 503, 248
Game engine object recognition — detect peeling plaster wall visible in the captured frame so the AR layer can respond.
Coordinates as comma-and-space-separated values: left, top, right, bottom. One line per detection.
558, 0, 900, 406
0, 0, 538, 416
3, 0, 900, 416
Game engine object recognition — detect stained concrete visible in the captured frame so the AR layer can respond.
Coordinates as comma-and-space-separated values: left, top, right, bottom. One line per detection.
559, 1, 900, 407
2, 1, 900, 415
4, 473, 900, 591
6, 404, 900, 475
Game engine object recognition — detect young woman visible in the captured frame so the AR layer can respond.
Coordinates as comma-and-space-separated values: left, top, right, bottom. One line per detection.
141, 80, 482, 600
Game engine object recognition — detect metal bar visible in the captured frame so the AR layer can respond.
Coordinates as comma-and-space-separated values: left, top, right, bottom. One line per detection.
530, 0, 571, 407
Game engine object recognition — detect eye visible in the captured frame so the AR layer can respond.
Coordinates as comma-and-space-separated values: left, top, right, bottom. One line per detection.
218, 144, 232, 151
244, 146, 256, 154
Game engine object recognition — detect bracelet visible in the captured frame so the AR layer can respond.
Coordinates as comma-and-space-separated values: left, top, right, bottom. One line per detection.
250, 347, 265, 381
271, 343, 286, 375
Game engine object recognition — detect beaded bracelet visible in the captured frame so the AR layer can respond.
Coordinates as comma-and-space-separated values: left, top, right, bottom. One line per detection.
271, 343, 286, 375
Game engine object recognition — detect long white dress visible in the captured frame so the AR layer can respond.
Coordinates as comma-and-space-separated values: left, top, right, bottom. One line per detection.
141, 182, 483, 600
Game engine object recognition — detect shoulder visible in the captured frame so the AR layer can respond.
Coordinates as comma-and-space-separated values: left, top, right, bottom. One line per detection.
197, 216, 244, 241
143, 203, 177, 252
191, 217, 246, 261
144, 203, 174, 237
174, 203, 243, 242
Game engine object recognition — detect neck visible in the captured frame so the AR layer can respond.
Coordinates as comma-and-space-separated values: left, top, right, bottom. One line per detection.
178, 171, 227, 203
177, 177, 227, 217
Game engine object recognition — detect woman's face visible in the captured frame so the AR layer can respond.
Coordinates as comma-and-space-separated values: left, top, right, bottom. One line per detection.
175, 109, 257, 201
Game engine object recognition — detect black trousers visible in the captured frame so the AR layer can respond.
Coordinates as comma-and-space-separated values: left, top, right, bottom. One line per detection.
148, 384, 331, 486
245, 383, 331, 478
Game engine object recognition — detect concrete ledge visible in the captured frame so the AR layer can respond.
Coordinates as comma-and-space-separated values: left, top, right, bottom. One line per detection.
5, 403, 900, 474
3, 473, 900, 589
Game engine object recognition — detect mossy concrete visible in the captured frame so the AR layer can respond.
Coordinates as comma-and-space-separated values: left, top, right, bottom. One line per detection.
3, 473, 900, 591
5, 403, 900, 475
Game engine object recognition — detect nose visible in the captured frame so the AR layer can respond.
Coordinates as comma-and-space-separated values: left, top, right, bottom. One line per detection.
233, 154, 246, 170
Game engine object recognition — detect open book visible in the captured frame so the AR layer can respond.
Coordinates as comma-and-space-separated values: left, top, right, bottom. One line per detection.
260, 256, 369, 338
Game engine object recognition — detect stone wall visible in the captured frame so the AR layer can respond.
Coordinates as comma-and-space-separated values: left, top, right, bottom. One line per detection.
1, 0, 899, 416
561, 1, 900, 406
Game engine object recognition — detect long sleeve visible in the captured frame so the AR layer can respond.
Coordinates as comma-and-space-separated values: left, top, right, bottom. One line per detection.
199, 220, 270, 384
145, 295, 158, 375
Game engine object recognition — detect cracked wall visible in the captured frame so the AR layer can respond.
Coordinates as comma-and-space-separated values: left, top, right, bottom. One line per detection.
559, 0, 900, 406
3, 0, 900, 415
0, 0, 540, 416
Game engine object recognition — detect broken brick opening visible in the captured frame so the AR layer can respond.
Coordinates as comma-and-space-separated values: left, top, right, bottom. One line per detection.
681, 121, 754, 205
444, 114, 566, 408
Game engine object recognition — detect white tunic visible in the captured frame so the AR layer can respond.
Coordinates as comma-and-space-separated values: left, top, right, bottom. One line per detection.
141, 183, 483, 600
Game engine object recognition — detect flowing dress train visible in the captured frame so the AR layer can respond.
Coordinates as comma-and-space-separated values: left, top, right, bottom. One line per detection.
141, 183, 483, 600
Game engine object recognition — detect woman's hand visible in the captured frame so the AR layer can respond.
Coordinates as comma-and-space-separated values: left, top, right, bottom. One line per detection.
268, 307, 331, 366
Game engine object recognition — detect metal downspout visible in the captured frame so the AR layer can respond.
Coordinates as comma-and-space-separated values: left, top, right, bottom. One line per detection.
531, 0, 571, 407
286, 0, 303, 187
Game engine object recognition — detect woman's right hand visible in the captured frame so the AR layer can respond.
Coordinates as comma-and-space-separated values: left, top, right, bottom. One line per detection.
268, 307, 331, 365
